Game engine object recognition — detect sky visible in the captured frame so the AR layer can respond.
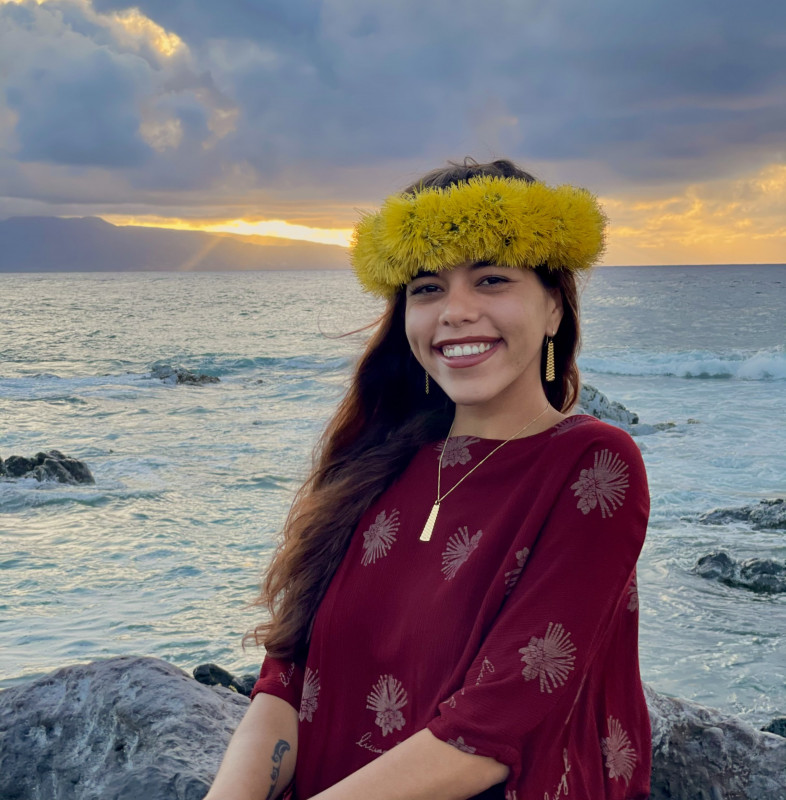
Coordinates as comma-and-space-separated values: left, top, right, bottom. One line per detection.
0, 0, 784, 265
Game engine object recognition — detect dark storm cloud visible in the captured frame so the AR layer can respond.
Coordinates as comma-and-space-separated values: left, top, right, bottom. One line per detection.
6, 47, 152, 168
0, 0, 784, 212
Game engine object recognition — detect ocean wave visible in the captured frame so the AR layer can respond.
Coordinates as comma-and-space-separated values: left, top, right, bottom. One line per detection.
579, 349, 786, 381
187, 354, 352, 375
0, 481, 165, 512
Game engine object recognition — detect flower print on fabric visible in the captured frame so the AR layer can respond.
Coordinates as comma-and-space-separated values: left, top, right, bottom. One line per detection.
299, 668, 320, 722
436, 436, 481, 467
601, 716, 637, 785
519, 622, 577, 694
504, 547, 530, 595
441, 526, 483, 580
476, 656, 495, 685
550, 415, 590, 437
571, 449, 629, 518
366, 674, 408, 736
627, 575, 639, 612
544, 749, 572, 800
361, 509, 400, 566
446, 736, 476, 754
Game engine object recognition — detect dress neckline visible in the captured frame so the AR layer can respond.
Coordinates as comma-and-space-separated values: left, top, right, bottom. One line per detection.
441, 414, 596, 447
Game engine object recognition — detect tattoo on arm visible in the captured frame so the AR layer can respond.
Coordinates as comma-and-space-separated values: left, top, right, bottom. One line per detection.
265, 738, 291, 800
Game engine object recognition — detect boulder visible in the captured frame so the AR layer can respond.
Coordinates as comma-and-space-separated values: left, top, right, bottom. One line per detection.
0, 450, 94, 484
2, 657, 785, 800
150, 363, 220, 385
693, 551, 786, 594
577, 383, 640, 426
646, 684, 786, 800
698, 499, 786, 531
0, 657, 247, 800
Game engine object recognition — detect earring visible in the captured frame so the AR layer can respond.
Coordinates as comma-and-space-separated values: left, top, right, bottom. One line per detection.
545, 335, 556, 382
425, 370, 430, 395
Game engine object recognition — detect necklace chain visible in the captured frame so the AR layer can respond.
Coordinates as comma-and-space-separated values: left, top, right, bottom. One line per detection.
419, 403, 551, 542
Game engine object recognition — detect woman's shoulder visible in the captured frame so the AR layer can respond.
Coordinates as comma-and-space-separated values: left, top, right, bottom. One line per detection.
547, 414, 643, 460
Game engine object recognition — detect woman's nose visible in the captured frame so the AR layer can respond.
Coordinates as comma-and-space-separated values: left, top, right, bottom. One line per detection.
439, 283, 479, 326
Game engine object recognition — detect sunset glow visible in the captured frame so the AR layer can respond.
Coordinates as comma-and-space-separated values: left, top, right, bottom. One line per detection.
111, 9, 184, 57
104, 216, 353, 248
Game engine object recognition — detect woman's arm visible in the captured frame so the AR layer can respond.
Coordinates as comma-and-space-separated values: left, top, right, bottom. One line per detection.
205, 693, 299, 800
311, 728, 508, 800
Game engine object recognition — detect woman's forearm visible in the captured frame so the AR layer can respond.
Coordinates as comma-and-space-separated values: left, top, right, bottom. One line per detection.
205, 693, 299, 800
310, 728, 509, 800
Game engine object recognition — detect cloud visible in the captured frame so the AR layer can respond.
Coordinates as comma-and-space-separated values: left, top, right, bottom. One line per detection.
6, 46, 153, 167
603, 164, 786, 265
0, 0, 784, 266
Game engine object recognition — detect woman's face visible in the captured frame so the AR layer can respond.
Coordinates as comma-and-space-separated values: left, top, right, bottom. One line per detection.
404, 262, 563, 417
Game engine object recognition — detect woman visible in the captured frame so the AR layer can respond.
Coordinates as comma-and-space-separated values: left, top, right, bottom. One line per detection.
207, 159, 651, 800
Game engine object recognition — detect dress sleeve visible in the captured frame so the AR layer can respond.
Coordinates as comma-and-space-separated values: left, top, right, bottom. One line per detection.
426, 429, 649, 784
250, 653, 306, 713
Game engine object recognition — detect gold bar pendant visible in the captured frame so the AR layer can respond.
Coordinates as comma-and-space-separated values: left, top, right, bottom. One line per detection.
419, 502, 440, 542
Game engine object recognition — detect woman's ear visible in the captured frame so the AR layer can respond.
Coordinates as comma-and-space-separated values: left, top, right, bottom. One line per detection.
547, 286, 564, 334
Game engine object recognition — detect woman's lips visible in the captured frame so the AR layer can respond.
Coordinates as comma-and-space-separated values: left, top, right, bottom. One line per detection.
433, 339, 501, 368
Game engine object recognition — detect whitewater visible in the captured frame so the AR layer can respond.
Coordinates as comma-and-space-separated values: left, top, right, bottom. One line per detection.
1, 264, 784, 727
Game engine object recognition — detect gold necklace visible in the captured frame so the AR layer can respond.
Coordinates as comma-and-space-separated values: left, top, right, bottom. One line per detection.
419, 403, 552, 542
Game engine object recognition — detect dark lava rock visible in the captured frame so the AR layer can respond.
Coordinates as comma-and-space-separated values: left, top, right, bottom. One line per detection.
0, 657, 247, 800
698, 498, 786, 530
0, 450, 94, 484
151, 363, 220, 385
193, 662, 257, 697
693, 551, 786, 594
1, 657, 784, 800
762, 717, 786, 737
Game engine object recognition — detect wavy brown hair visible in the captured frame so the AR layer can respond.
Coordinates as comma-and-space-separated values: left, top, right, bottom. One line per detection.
245, 159, 584, 659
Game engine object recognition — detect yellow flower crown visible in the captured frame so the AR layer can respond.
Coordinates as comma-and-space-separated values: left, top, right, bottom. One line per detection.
350, 175, 607, 297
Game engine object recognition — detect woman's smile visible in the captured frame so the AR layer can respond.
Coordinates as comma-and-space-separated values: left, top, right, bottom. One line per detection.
434, 337, 501, 366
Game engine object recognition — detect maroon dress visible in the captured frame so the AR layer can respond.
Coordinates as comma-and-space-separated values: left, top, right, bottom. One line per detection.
252, 415, 652, 799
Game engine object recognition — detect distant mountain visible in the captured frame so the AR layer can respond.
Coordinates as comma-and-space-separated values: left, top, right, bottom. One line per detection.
0, 216, 350, 272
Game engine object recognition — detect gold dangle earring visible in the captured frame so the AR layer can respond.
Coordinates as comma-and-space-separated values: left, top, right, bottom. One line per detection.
425, 370, 430, 395
545, 335, 556, 383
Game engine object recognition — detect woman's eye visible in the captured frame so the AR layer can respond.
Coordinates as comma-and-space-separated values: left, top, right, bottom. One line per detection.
479, 275, 509, 286
409, 283, 441, 295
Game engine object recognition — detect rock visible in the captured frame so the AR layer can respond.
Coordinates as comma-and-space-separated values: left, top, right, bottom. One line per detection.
2, 657, 785, 800
577, 384, 640, 426
693, 551, 786, 594
762, 717, 786, 737
151, 363, 220, 385
0, 656, 247, 800
646, 684, 786, 800
698, 499, 786, 530
0, 450, 95, 484
193, 663, 257, 697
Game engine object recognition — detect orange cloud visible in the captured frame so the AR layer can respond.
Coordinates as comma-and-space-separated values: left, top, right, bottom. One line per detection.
602, 164, 786, 265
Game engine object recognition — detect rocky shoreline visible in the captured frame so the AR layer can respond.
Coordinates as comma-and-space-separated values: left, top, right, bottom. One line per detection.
0, 657, 784, 800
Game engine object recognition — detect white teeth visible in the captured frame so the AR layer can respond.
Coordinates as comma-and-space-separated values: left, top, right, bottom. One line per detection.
441, 342, 493, 358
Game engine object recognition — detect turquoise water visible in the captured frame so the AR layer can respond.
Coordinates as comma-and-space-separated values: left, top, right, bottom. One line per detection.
1, 266, 784, 726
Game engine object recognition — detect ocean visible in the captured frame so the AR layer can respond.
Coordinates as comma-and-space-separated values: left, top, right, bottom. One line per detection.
1, 265, 784, 727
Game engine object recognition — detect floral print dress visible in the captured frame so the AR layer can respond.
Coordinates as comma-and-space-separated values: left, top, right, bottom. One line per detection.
251, 415, 652, 799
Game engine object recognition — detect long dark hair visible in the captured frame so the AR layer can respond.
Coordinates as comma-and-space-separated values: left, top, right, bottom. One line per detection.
245, 158, 583, 659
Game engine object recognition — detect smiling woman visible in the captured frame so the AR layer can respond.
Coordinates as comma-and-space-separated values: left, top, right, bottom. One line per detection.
207, 159, 651, 800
